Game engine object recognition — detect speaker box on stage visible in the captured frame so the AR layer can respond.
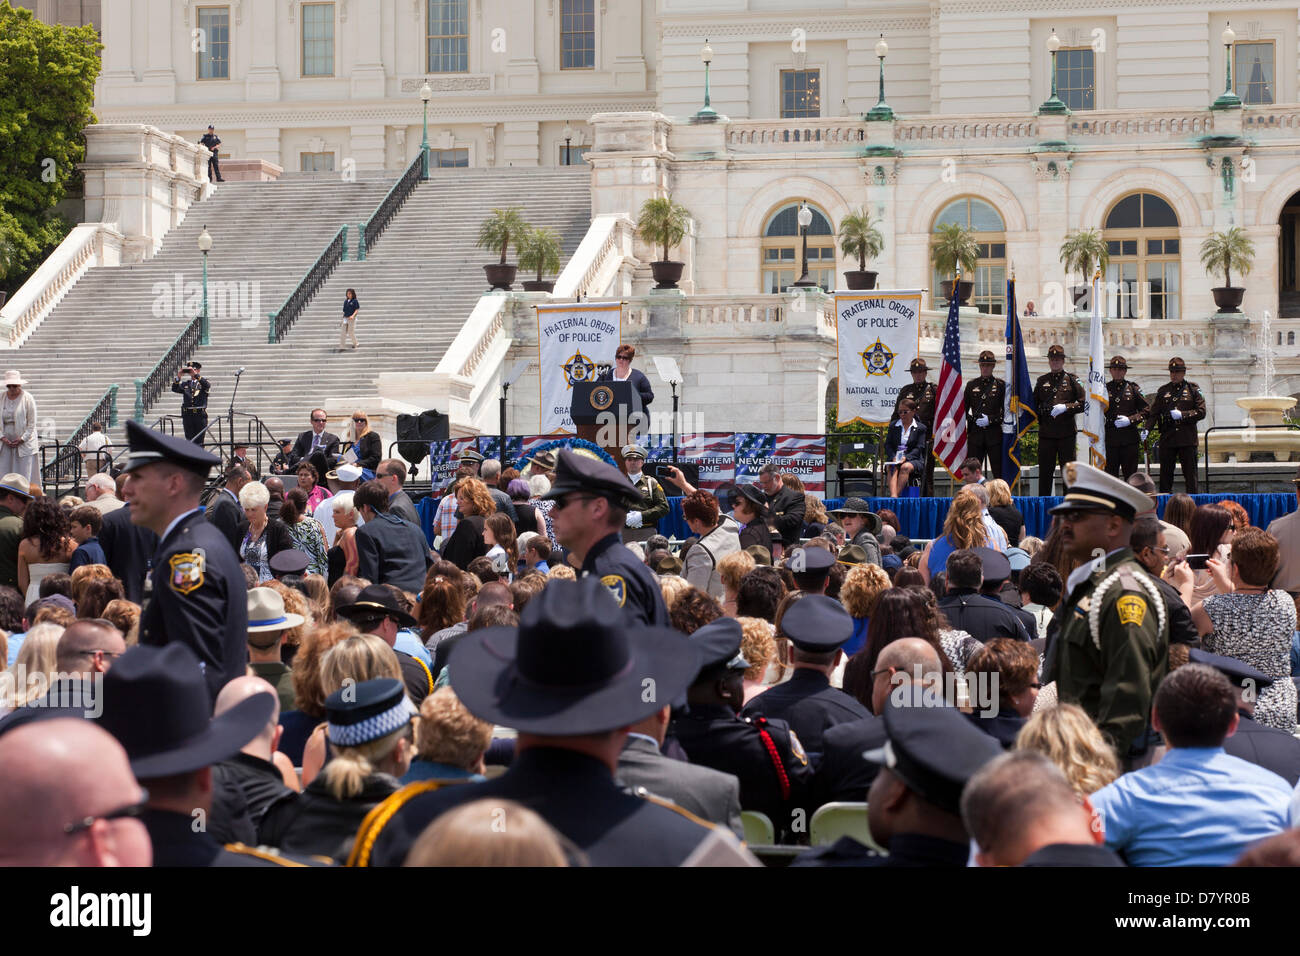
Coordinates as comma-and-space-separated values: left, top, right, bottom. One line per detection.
396, 410, 449, 466
648, 461, 699, 488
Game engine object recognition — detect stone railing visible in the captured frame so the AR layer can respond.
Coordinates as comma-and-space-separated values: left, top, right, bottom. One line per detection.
623, 291, 836, 333
726, 119, 868, 147
552, 214, 636, 299
1067, 109, 1211, 142
1241, 105, 1300, 131
895, 116, 1039, 144
0, 224, 123, 348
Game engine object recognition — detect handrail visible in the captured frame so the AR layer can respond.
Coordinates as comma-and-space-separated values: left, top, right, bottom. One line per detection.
358, 153, 424, 261
132, 312, 206, 420
265, 226, 346, 343
1201, 423, 1300, 494
0, 225, 108, 348
44, 385, 120, 487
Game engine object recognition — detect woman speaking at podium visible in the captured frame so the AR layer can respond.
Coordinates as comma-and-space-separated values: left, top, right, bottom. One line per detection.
598, 344, 654, 411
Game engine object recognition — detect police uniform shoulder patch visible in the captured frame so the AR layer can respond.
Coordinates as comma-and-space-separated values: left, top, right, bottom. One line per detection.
600, 574, 627, 607
788, 729, 808, 767
1116, 594, 1147, 627
169, 551, 205, 595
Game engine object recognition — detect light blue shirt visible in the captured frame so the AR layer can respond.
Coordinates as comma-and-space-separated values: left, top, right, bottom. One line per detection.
395, 629, 432, 667
1091, 746, 1293, 866
6, 632, 24, 667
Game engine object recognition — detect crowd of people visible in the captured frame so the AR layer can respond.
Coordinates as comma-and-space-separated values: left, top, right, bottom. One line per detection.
6, 410, 1300, 869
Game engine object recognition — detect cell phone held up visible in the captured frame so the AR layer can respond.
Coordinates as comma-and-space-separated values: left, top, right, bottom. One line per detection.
1184, 553, 1211, 571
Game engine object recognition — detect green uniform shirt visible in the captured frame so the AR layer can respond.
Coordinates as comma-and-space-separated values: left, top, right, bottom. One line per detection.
1046, 548, 1169, 757
631, 472, 670, 526
0, 507, 23, 592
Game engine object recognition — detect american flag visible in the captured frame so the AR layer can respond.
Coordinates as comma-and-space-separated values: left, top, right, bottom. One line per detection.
933, 292, 968, 475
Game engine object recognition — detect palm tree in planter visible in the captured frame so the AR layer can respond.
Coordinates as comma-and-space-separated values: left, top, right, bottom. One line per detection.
1200, 227, 1255, 314
477, 206, 528, 291
519, 226, 562, 293
839, 207, 885, 291
930, 222, 979, 306
1059, 229, 1109, 311
636, 195, 691, 289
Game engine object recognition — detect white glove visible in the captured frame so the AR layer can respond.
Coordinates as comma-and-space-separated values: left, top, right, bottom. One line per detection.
625, 511, 643, 529
976, 414, 990, 428
1115, 415, 1130, 428
1051, 403, 1067, 418
1171, 408, 1183, 421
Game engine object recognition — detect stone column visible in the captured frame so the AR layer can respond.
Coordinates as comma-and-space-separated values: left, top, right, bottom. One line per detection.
246, 0, 281, 101
351, 0, 386, 98
140, 0, 176, 100
97, 0, 135, 102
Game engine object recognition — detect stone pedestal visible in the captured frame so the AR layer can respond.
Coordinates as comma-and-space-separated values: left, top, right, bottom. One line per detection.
1210, 311, 1252, 359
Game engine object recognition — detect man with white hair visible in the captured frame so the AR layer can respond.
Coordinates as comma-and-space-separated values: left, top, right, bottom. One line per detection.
0, 718, 152, 866
85, 473, 125, 514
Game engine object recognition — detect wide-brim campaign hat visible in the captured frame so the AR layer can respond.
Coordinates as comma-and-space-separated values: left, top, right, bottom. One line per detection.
744, 544, 773, 565
977, 350, 997, 363
1049, 461, 1154, 521
2, 370, 26, 387
326, 463, 363, 483
526, 450, 556, 470
1047, 345, 1066, 358
247, 587, 306, 632
448, 577, 701, 735
0, 472, 33, 499
1168, 357, 1187, 371
1108, 356, 1129, 370
909, 358, 929, 372
838, 544, 869, 566
99, 644, 274, 779
335, 584, 418, 629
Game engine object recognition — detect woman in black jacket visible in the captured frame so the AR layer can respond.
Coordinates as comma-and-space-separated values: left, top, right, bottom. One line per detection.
440, 477, 494, 571
733, 483, 773, 561
348, 409, 382, 475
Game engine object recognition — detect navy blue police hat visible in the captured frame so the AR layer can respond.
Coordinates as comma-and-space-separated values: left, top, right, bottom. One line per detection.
784, 546, 836, 577
1188, 649, 1274, 690
98, 643, 274, 779
973, 546, 1012, 584
689, 617, 749, 675
865, 701, 1003, 815
448, 577, 700, 735
325, 677, 416, 748
269, 549, 310, 577
541, 448, 643, 510
780, 593, 854, 651
122, 419, 221, 478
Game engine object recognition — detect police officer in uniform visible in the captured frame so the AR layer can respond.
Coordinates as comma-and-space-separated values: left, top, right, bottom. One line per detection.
1151, 357, 1206, 494
1103, 356, 1149, 480
542, 448, 669, 627
964, 350, 1007, 480
1189, 649, 1300, 787
353, 578, 715, 867
892, 358, 938, 494
1033, 344, 1085, 496
672, 617, 812, 843
621, 444, 670, 544
795, 702, 1003, 866
171, 362, 211, 446
122, 419, 248, 706
740, 595, 871, 757
1044, 463, 1170, 766
199, 125, 224, 182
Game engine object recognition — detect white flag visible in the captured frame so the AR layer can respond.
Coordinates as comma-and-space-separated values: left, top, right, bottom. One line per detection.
1080, 273, 1107, 469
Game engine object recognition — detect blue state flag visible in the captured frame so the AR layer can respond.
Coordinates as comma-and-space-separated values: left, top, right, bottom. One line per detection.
1001, 279, 1038, 493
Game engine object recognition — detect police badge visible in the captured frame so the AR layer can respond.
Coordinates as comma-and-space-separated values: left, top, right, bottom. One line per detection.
861, 338, 895, 377
169, 551, 206, 595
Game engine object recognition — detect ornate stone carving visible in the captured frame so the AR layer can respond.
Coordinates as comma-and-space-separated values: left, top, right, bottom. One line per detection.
485, 124, 496, 166
400, 75, 491, 92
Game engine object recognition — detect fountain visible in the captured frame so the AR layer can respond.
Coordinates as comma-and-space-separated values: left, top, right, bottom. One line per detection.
1206, 310, 1300, 462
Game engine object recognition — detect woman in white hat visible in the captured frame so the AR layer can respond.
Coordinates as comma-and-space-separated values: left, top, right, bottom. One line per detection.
0, 371, 38, 483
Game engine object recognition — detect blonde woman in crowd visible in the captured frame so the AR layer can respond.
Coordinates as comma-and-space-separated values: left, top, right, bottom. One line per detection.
402, 686, 493, 784
1015, 703, 1120, 797
737, 615, 779, 704
659, 573, 692, 610
919, 493, 988, 583
717, 549, 755, 617
2, 622, 64, 710
404, 799, 573, 867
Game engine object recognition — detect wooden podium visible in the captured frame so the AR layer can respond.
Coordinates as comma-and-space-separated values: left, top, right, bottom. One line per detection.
572, 381, 644, 473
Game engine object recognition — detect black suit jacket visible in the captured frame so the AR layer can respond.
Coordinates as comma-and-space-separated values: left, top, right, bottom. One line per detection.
597, 366, 654, 410
206, 488, 249, 553
290, 429, 340, 467
1225, 713, 1300, 786
811, 713, 888, 808
356, 512, 431, 592
740, 669, 871, 758
98, 504, 159, 603
884, 419, 929, 468
937, 589, 1031, 643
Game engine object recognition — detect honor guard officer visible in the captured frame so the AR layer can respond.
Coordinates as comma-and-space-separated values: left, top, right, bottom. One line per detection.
1044, 462, 1170, 765
965, 350, 1007, 480
1152, 357, 1207, 494
672, 617, 813, 843
795, 702, 1003, 866
1104, 356, 1150, 480
621, 444, 670, 544
543, 448, 669, 627
171, 362, 211, 446
892, 358, 939, 494
354, 578, 715, 867
122, 419, 249, 707
740, 595, 870, 757
1034, 345, 1086, 496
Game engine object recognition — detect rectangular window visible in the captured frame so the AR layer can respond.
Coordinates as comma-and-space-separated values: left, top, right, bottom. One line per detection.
431, 148, 469, 168
197, 7, 230, 80
1057, 47, 1095, 110
558, 145, 589, 166
427, 0, 468, 73
1235, 41, 1274, 105
561, 0, 595, 70
300, 152, 335, 172
780, 70, 821, 119
301, 3, 334, 77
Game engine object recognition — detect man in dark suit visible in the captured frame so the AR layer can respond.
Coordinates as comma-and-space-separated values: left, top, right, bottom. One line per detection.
937, 549, 1030, 643
741, 595, 870, 758
884, 397, 929, 498
376, 458, 421, 527
121, 420, 248, 706
975, 548, 1038, 639
616, 704, 744, 838
206, 465, 250, 553
756, 462, 805, 555
597, 343, 654, 411
98, 499, 159, 604
289, 409, 340, 469
1191, 650, 1300, 787
353, 480, 431, 594
354, 578, 718, 867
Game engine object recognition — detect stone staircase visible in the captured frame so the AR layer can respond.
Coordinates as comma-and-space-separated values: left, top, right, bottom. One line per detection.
12, 177, 397, 446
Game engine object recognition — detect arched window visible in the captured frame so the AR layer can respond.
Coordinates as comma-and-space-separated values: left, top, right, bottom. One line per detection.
761, 203, 835, 293
1103, 192, 1180, 320
931, 198, 1006, 314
